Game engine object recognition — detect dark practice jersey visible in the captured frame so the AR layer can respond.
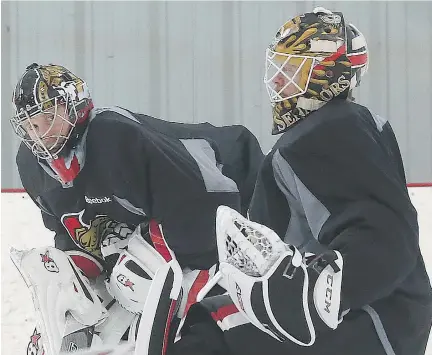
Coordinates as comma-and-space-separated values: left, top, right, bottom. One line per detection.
244, 99, 432, 355
170, 100, 432, 355
16, 107, 264, 275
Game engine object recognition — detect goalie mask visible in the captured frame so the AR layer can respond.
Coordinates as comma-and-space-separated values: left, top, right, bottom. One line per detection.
11, 63, 94, 183
265, 7, 367, 135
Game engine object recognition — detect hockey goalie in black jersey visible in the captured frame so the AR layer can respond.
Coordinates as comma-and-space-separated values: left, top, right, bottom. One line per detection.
8, 61, 264, 353
169, 6, 432, 355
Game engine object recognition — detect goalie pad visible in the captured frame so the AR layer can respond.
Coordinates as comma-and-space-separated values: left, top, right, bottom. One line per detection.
26, 327, 44, 355
10, 246, 108, 355
27, 306, 136, 355
126, 221, 183, 355
215, 206, 344, 346
134, 255, 183, 355
176, 265, 217, 319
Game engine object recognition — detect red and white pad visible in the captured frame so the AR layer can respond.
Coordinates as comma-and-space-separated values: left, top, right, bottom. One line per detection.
10, 246, 108, 355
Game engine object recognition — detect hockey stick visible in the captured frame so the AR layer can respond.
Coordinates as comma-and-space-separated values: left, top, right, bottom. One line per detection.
60, 341, 135, 355
196, 271, 223, 302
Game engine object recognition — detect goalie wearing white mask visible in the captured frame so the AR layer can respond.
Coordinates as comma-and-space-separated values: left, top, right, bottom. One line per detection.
169, 7, 432, 355
9, 61, 264, 354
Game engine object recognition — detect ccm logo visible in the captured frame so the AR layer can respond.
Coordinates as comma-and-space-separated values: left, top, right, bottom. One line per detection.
324, 274, 334, 313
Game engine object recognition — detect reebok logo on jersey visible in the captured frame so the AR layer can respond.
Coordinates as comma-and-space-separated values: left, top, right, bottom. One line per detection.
85, 196, 112, 204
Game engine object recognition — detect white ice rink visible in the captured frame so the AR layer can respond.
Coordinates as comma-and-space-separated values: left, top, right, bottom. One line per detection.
2, 189, 431, 354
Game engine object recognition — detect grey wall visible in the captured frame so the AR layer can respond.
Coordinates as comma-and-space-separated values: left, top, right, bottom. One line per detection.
2, 1, 432, 188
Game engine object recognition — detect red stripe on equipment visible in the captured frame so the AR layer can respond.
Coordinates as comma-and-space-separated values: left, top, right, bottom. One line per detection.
348, 52, 368, 66
162, 299, 177, 355
211, 303, 240, 322
68, 253, 103, 278
184, 270, 210, 317
313, 44, 347, 72
149, 220, 173, 262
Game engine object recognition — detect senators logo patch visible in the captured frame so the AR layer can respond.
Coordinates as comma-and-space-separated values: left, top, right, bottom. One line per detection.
61, 210, 112, 257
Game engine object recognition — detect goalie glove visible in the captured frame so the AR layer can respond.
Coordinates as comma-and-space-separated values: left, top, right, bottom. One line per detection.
105, 231, 167, 314
105, 221, 216, 318
214, 206, 344, 346
100, 221, 137, 273
10, 246, 108, 355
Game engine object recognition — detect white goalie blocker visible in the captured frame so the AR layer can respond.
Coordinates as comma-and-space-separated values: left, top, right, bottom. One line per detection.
74, 223, 185, 355
199, 206, 344, 346
12, 220, 214, 355
105, 233, 168, 314
10, 247, 108, 355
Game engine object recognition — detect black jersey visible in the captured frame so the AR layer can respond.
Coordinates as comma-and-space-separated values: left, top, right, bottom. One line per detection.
170, 100, 432, 355
16, 107, 264, 274
246, 99, 432, 355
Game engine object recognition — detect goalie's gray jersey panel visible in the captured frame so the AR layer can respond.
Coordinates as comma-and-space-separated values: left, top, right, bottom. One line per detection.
180, 139, 239, 193
271, 150, 329, 254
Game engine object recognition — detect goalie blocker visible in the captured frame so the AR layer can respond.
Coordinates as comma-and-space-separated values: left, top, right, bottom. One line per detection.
10, 246, 108, 355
